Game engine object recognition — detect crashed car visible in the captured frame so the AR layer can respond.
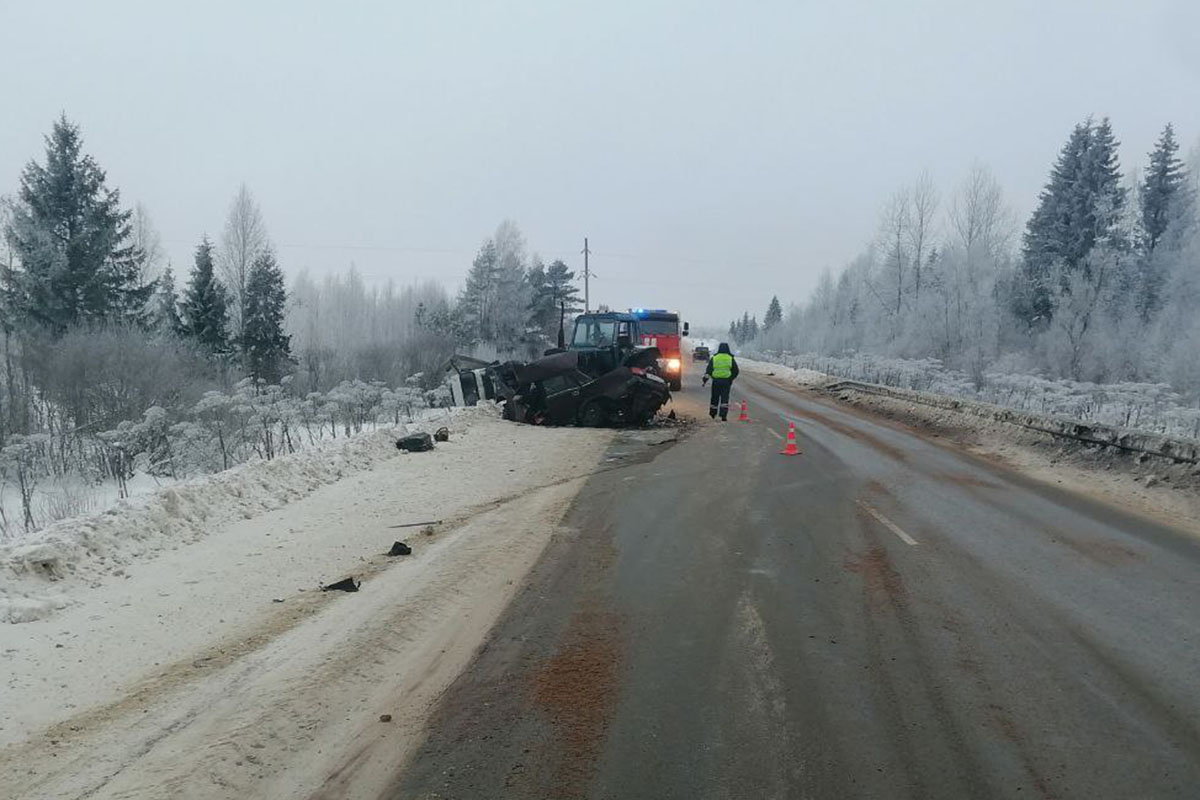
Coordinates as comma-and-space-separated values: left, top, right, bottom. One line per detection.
489, 349, 669, 427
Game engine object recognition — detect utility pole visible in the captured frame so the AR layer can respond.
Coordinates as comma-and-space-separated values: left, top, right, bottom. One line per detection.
581, 237, 592, 312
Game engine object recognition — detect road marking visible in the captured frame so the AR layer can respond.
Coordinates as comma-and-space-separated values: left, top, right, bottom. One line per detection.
768, 429, 784, 441
857, 501, 918, 546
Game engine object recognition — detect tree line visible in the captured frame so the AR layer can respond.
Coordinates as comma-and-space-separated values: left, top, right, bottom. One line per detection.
750, 118, 1199, 398
0, 116, 590, 534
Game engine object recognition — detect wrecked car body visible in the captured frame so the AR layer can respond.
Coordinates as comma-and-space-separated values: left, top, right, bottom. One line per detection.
490, 349, 670, 427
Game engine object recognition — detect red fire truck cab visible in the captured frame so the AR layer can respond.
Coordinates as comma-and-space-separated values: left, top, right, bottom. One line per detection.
629, 308, 689, 390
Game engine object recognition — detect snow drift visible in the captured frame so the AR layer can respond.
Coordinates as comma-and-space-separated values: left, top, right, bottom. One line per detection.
0, 407, 489, 623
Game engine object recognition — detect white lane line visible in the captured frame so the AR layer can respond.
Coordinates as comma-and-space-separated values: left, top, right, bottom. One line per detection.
857, 501, 919, 546
768, 429, 784, 441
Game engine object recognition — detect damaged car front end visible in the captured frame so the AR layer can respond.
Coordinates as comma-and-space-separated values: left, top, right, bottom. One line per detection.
489, 349, 670, 427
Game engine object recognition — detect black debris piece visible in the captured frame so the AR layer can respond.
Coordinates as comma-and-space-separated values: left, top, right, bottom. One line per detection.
322, 577, 360, 592
396, 432, 434, 452
387, 541, 412, 556
668, 409, 677, 420
433, 427, 450, 442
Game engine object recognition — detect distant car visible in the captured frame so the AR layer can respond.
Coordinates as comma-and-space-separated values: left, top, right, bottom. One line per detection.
692, 345, 710, 362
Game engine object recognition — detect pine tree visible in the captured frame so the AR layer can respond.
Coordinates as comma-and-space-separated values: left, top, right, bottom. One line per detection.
728, 320, 738, 342
764, 295, 783, 330
740, 311, 752, 342
527, 257, 581, 340
1141, 123, 1186, 253
2, 115, 151, 334
1019, 117, 1127, 323
150, 266, 183, 334
240, 249, 291, 384
748, 315, 760, 340
181, 236, 230, 354
458, 239, 499, 343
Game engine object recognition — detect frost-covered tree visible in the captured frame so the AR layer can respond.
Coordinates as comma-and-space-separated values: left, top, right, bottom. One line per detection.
764, 295, 783, 330
181, 236, 230, 355
150, 266, 183, 334
2, 115, 151, 334
240, 248, 290, 384
1020, 118, 1126, 325
130, 202, 165, 285
491, 220, 530, 347
218, 185, 269, 339
1141, 124, 1186, 253
458, 239, 499, 344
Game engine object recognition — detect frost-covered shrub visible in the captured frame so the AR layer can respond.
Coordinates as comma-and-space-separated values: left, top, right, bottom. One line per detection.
753, 350, 1200, 439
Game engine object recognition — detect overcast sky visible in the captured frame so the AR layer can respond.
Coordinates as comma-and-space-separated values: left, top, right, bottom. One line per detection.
3, 0, 1199, 326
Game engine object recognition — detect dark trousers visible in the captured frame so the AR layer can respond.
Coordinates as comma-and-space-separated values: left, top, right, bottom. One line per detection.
709, 378, 732, 419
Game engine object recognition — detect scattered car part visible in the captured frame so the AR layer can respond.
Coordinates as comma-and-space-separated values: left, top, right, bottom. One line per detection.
322, 577, 360, 592
396, 432, 434, 452
434, 427, 450, 442
387, 541, 412, 556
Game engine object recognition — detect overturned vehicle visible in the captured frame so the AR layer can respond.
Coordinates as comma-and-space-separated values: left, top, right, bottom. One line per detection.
489, 348, 670, 427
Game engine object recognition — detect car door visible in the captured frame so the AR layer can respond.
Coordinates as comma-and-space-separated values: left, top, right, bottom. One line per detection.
540, 373, 584, 423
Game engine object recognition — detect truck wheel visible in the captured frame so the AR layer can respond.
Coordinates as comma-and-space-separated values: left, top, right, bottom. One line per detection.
578, 399, 609, 428
670, 378, 682, 391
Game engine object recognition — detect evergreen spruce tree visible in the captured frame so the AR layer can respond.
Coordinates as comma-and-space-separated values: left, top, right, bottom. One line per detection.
2, 115, 151, 333
1019, 117, 1126, 323
181, 236, 230, 354
1141, 123, 1186, 253
240, 249, 291, 384
764, 295, 783, 330
458, 239, 499, 343
151, 266, 183, 334
728, 320, 737, 342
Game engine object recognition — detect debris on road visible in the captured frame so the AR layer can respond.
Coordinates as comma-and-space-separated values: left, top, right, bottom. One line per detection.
388, 519, 442, 529
387, 542, 412, 556
379, 714, 393, 723
322, 577, 360, 592
434, 427, 450, 442
396, 432, 435, 452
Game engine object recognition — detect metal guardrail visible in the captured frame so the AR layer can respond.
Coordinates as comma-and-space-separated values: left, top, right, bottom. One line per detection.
822, 380, 1200, 465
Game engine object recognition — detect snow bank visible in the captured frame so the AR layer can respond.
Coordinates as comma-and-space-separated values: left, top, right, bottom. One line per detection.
0, 406, 492, 624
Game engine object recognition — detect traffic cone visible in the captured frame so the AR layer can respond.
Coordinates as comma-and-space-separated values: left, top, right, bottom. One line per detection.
780, 421, 802, 456
737, 400, 750, 422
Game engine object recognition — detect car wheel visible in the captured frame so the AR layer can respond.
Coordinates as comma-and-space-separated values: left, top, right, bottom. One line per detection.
669, 378, 682, 391
578, 399, 609, 427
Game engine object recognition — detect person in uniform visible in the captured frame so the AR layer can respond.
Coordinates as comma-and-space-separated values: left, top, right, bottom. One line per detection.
702, 342, 739, 421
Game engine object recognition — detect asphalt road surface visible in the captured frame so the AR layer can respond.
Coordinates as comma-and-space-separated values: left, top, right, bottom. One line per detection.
386, 372, 1200, 800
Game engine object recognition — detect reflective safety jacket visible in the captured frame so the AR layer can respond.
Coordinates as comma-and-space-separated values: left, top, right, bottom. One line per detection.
707, 352, 738, 380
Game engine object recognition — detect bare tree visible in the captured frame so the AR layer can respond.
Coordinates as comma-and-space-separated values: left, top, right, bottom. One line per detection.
950, 163, 1012, 271
130, 202, 165, 285
879, 189, 912, 317
218, 185, 269, 338
908, 170, 939, 303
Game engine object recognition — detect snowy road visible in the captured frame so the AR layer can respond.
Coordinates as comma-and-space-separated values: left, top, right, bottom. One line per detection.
390, 374, 1200, 800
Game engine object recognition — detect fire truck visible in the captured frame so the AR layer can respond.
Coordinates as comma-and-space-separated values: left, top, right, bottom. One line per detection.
569, 308, 689, 391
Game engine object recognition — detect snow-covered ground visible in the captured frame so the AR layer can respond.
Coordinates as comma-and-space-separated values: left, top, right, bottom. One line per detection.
0, 409, 620, 799
0, 406, 466, 624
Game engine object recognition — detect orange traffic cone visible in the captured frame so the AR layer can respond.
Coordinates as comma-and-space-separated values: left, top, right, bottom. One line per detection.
737, 400, 750, 422
780, 421, 802, 456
